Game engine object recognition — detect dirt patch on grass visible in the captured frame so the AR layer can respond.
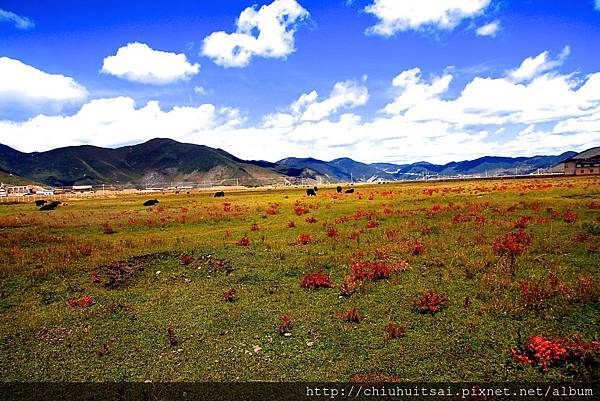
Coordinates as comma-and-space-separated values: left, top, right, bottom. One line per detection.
101, 253, 169, 289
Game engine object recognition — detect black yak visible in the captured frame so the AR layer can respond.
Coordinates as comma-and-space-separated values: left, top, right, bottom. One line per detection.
313, 186, 318, 192
39, 201, 60, 211
143, 199, 159, 206
214, 191, 225, 198
345, 188, 355, 194
336, 186, 343, 193
306, 188, 316, 196
35, 200, 46, 207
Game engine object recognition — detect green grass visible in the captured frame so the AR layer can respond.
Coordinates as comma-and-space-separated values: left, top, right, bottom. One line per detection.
0, 177, 598, 381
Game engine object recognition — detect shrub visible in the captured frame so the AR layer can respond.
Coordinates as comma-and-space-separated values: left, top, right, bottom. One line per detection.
339, 275, 358, 297
167, 327, 178, 346
366, 221, 380, 229
102, 227, 115, 235
294, 206, 309, 216
412, 290, 448, 314
326, 227, 339, 238
250, 224, 260, 231
300, 272, 333, 289
287, 221, 296, 228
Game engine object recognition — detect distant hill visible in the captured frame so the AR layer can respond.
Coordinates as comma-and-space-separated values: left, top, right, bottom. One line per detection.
0, 138, 285, 187
0, 138, 580, 187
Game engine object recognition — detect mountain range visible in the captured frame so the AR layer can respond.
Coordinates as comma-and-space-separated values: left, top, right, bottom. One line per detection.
0, 138, 576, 187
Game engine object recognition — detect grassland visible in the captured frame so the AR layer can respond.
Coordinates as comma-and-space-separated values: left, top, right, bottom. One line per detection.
0, 177, 598, 382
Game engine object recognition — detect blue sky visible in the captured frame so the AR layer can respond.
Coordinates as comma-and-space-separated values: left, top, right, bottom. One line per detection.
0, 0, 599, 164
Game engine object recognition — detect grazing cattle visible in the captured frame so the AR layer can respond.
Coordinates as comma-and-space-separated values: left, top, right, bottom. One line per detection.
143, 199, 159, 206
313, 186, 318, 192
336, 186, 343, 193
306, 188, 317, 196
345, 188, 355, 194
214, 191, 225, 198
35, 200, 46, 207
39, 201, 60, 211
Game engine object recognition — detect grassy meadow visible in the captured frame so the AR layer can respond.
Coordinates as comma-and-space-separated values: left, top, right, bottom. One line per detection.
0, 177, 598, 382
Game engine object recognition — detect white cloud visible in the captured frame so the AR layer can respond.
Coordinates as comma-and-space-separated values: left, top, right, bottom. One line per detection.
383, 68, 452, 115
476, 20, 499, 37
263, 79, 368, 126
596, 0, 600, 11
101, 42, 200, 84
365, 0, 491, 36
0, 8, 34, 29
0, 97, 242, 152
202, 0, 309, 67
0, 57, 87, 110
508, 46, 570, 82
193, 86, 213, 96
2, 49, 599, 165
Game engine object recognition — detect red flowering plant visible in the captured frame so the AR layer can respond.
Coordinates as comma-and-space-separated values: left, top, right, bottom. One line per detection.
511, 334, 599, 372
384, 323, 406, 339
287, 221, 296, 228
305, 216, 317, 224
366, 221, 380, 229
180, 254, 195, 266
300, 272, 333, 290
236, 236, 251, 246
493, 229, 531, 276
296, 233, 313, 245
338, 275, 359, 297
278, 315, 293, 336
411, 290, 448, 315
67, 295, 95, 308
223, 289, 237, 302
562, 212, 578, 223
339, 307, 361, 323
325, 227, 339, 238
294, 206, 309, 216
102, 226, 115, 235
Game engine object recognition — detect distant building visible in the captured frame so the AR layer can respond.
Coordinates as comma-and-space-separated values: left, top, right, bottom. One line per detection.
563, 147, 600, 175
72, 185, 94, 192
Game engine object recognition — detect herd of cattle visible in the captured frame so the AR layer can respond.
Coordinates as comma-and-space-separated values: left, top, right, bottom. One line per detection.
34, 186, 355, 210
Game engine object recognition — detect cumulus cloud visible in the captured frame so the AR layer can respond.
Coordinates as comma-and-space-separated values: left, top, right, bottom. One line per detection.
263, 79, 369, 127
1, 49, 599, 164
365, 0, 491, 36
101, 42, 200, 84
0, 8, 34, 29
382, 68, 452, 115
596, 0, 600, 11
0, 97, 242, 152
476, 20, 500, 37
508, 46, 570, 82
202, 0, 309, 67
0, 57, 87, 112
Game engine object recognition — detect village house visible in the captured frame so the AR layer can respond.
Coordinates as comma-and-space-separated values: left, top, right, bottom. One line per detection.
563, 147, 600, 175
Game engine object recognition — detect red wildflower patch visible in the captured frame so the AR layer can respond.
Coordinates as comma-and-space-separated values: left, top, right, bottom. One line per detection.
287, 221, 296, 228
305, 216, 317, 224
420, 226, 430, 236
91, 272, 103, 283
278, 315, 293, 335
67, 295, 95, 308
576, 233, 589, 243
296, 233, 313, 245
250, 224, 260, 231
223, 203, 232, 212
409, 240, 426, 256
511, 335, 599, 372
384, 323, 406, 339
587, 244, 598, 254
341, 308, 361, 323
300, 272, 333, 289
326, 227, 339, 238
236, 236, 251, 246
102, 227, 115, 235
294, 206, 309, 216
167, 326, 178, 346
411, 290, 448, 314
180, 254, 195, 266
366, 221, 380, 229
562, 212, 578, 223
339, 275, 358, 297
385, 230, 397, 239
223, 289, 236, 302
493, 229, 531, 258
266, 206, 279, 215
350, 260, 407, 282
